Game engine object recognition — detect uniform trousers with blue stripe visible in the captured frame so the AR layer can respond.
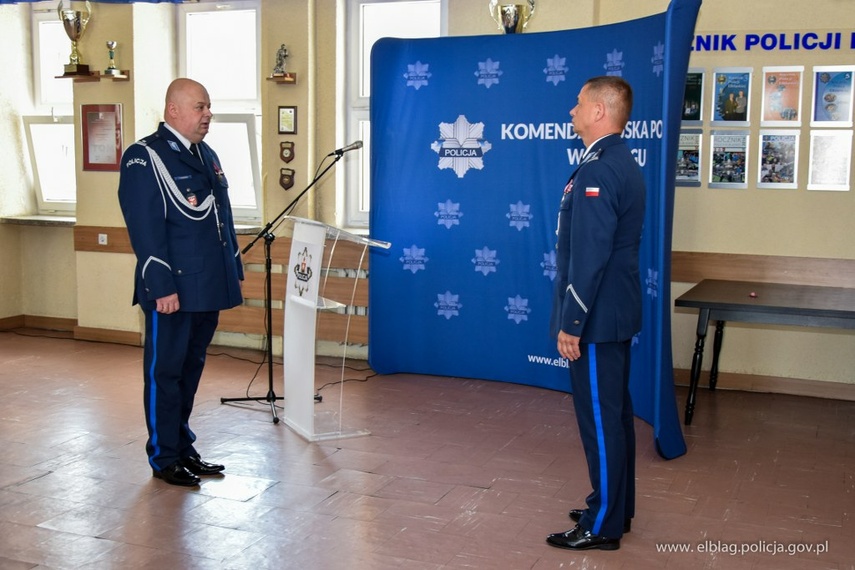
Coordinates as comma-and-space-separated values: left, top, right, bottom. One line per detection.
143, 309, 219, 471
569, 339, 636, 539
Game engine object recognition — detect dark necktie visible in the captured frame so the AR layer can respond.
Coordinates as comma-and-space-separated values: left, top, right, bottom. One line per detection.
190, 143, 202, 162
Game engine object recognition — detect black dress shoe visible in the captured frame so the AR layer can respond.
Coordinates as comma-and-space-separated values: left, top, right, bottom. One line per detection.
569, 509, 632, 533
546, 524, 620, 551
152, 463, 201, 487
181, 455, 225, 476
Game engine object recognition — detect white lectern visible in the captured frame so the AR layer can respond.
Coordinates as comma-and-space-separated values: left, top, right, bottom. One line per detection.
282, 216, 390, 441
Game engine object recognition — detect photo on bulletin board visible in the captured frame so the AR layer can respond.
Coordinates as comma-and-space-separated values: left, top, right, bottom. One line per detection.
761, 66, 803, 127
711, 68, 752, 126
681, 68, 704, 125
811, 65, 854, 127
808, 130, 852, 191
676, 129, 702, 186
709, 130, 748, 188
757, 130, 799, 189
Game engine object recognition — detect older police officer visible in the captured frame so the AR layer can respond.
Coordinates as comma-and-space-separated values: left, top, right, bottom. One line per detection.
118, 78, 243, 487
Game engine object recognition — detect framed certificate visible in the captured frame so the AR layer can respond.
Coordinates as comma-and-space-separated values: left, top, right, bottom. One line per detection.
81, 104, 122, 171
278, 106, 297, 134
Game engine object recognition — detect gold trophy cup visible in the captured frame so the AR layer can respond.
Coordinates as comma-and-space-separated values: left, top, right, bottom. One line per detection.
58, 0, 92, 76
488, 0, 536, 34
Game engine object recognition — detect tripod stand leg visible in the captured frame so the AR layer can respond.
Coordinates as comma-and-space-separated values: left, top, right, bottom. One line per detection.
219, 232, 282, 424
267, 389, 280, 423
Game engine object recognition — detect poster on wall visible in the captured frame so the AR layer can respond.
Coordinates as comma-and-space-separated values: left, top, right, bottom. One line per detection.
761, 66, 803, 127
681, 68, 704, 125
808, 130, 852, 191
676, 130, 702, 186
711, 67, 752, 126
811, 65, 854, 127
709, 131, 748, 188
757, 130, 799, 189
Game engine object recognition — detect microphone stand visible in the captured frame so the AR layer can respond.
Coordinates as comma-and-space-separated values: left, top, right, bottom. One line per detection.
220, 151, 344, 423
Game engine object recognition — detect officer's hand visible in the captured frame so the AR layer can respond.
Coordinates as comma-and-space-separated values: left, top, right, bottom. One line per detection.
155, 293, 180, 314
557, 330, 581, 361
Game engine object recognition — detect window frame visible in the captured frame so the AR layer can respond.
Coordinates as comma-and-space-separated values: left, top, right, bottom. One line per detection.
176, 0, 263, 223
27, 2, 76, 215
206, 113, 263, 222
341, 0, 447, 229
23, 115, 77, 215
31, 1, 74, 115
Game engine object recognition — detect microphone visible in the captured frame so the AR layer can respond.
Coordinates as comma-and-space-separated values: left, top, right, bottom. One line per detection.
328, 140, 363, 156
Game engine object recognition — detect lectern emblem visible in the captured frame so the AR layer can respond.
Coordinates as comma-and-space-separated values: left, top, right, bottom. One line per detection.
293, 247, 313, 296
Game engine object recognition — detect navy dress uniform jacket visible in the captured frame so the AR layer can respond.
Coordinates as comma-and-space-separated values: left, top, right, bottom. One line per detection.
118, 123, 244, 313
551, 133, 645, 343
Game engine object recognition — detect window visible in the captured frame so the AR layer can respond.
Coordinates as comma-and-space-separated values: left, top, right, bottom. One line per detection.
24, 116, 76, 214
206, 114, 262, 215
32, 3, 73, 113
27, 4, 76, 214
343, 0, 445, 228
178, 0, 262, 222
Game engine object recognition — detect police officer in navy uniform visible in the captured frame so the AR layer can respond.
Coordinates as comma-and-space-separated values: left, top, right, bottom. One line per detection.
118, 78, 244, 487
547, 76, 645, 551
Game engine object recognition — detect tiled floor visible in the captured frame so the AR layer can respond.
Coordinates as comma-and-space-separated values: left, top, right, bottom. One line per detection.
0, 330, 853, 569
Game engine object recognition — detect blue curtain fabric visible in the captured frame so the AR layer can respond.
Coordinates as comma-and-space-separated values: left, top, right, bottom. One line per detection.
368, 0, 702, 460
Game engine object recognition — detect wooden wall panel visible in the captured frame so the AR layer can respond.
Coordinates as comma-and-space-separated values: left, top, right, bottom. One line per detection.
671, 251, 855, 287
73, 226, 132, 254
71, 227, 855, 345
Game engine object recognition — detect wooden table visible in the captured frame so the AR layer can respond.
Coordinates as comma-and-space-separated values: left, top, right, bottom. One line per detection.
674, 279, 855, 425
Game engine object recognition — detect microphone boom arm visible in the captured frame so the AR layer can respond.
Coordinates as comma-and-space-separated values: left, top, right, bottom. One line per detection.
241, 152, 342, 255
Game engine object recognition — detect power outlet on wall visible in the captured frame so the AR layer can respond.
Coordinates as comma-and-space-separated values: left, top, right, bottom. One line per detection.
98, 233, 108, 245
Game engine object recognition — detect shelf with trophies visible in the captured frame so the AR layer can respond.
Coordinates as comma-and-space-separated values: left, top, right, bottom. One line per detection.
266, 43, 297, 84
55, 2, 130, 82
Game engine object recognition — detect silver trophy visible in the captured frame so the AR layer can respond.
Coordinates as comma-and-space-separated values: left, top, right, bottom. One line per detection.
57, 0, 92, 75
488, 0, 535, 34
104, 40, 121, 76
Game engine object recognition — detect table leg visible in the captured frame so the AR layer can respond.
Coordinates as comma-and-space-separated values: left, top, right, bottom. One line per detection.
684, 308, 710, 426
709, 320, 725, 390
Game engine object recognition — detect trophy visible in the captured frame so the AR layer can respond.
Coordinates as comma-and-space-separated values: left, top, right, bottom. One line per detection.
488, 0, 536, 34
57, 0, 92, 75
272, 44, 289, 77
103, 41, 121, 76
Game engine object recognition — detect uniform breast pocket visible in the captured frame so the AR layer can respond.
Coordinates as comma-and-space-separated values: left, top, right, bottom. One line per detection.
172, 256, 204, 277
179, 176, 211, 206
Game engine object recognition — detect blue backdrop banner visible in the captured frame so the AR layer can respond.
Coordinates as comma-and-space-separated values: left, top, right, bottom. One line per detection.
369, 0, 701, 460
